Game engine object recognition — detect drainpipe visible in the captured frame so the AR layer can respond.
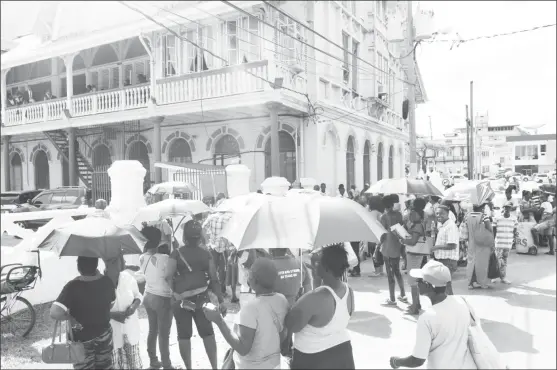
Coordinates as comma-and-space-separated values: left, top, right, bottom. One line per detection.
139, 34, 156, 103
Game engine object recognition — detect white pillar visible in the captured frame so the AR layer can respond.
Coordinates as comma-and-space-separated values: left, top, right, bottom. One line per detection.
62, 53, 78, 113
50, 59, 60, 97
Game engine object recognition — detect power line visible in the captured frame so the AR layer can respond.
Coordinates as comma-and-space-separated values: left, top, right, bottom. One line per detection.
423, 23, 557, 47
221, 0, 414, 86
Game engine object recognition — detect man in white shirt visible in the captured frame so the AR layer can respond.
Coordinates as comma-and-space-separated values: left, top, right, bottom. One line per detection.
432, 204, 460, 295
503, 187, 520, 219
336, 184, 348, 198
532, 193, 555, 255
389, 260, 477, 369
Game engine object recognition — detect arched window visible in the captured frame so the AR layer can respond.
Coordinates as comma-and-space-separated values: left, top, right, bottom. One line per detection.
388, 145, 394, 179
128, 141, 150, 190
168, 138, 192, 164
92, 44, 119, 66
125, 37, 148, 59
377, 142, 383, 181
213, 134, 240, 166
10, 153, 23, 191
363, 141, 371, 185
92, 144, 112, 169
34, 150, 50, 189
346, 136, 355, 189
264, 131, 296, 182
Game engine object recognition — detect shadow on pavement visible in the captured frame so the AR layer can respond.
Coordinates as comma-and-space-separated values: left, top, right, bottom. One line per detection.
348, 311, 392, 339
499, 291, 556, 312
481, 318, 539, 354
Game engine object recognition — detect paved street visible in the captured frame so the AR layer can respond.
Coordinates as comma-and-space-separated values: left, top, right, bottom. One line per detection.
2, 248, 555, 369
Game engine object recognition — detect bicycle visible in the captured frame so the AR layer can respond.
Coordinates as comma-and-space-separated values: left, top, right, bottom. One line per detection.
1, 250, 42, 337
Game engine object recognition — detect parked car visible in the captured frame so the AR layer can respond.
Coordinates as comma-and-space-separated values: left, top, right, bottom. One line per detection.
534, 173, 551, 184
10, 187, 91, 229
1, 190, 44, 214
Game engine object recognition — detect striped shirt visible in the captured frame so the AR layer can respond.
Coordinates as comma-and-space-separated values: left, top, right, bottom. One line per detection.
493, 215, 518, 249
532, 195, 541, 207
434, 218, 460, 261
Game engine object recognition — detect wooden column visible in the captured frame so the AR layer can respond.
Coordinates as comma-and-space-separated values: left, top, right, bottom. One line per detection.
68, 127, 77, 186
3, 136, 10, 191
267, 102, 281, 176
153, 116, 164, 184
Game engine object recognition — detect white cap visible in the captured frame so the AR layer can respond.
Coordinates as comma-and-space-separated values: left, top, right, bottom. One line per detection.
409, 260, 451, 287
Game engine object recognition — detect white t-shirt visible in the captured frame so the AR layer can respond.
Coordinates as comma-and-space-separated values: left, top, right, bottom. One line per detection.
412, 296, 477, 369
234, 293, 289, 369
541, 201, 553, 215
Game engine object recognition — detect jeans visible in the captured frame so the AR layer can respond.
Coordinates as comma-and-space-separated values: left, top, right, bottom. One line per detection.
495, 248, 510, 279
73, 327, 113, 370
384, 257, 405, 302
210, 249, 226, 292
143, 293, 173, 367
350, 242, 361, 274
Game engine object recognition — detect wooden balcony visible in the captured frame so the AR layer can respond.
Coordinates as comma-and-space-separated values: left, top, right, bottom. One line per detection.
3, 60, 270, 127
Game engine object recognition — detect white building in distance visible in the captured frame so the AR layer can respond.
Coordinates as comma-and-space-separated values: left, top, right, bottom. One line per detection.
506, 134, 556, 176
1, 1, 427, 200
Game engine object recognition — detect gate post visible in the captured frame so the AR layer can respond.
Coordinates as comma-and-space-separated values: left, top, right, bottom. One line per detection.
266, 102, 281, 176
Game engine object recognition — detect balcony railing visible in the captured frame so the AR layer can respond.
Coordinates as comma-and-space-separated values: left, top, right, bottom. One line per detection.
4, 98, 67, 126
3, 60, 270, 127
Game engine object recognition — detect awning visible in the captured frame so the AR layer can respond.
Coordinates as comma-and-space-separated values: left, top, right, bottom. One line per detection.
155, 162, 226, 172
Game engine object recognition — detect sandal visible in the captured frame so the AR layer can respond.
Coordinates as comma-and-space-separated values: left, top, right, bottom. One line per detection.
397, 295, 408, 303
382, 298, 397, 306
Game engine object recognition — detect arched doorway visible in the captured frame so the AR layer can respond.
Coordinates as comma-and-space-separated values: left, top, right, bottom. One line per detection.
264, 131, 297, 182
128, 141, 150, 190
389, 145, 394, 179
10, 153, 23, 191
377, 143, 383, 181
92, 144, 112, 168
346, 136, 355, 189
363, 141, 370, 185
34, 150, 50, 189
213, 134, 240, 166
168, 138, 193, 164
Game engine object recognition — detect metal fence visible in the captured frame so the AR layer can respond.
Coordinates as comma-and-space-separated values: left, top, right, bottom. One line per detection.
91, 164, 155, 203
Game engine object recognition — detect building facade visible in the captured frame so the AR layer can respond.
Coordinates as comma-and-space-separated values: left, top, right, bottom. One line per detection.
506, 134, 557, 176
417, 112, 529, 178
1, 1, 426, 199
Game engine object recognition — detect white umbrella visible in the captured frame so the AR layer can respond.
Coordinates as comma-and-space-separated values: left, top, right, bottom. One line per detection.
221, 194, 387, 251
213, 193, 267, 212
133, 199, 209, 226
521, 181, 540, 193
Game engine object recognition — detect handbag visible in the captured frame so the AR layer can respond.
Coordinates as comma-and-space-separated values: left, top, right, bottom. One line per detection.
487, 252, 501, 280
344, 242, 359, 268
41, 320, 86, 364
406, 222, 433, 255
472, 216, 495, 247
461, 298, 507, 369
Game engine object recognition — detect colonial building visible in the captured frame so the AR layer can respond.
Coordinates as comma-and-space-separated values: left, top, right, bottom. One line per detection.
1, 1, 426, 200
507, 134, 557, 176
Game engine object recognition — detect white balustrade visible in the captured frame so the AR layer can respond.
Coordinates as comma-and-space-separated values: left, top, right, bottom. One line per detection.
156, 61, 268, 105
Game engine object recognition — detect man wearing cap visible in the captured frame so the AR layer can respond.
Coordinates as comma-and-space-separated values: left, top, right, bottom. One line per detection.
431, 203, 460, 295
389, 260, 477, 370
493, 201, 518, 284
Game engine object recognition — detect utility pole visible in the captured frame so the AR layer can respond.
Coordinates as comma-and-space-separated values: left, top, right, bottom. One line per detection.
465, 105, 471, 179
428, 116, 433, 140
469, 81, 475, 179
406, 0, 417, 178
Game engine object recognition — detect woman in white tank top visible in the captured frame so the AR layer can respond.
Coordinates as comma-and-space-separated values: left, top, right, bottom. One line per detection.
285, 244, 355, 369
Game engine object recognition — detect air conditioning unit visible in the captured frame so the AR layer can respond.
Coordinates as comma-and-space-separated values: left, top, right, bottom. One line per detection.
378, 85, 388, 102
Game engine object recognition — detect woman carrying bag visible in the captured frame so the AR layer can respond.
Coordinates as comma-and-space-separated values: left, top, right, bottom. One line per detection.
460, 204, 494, 290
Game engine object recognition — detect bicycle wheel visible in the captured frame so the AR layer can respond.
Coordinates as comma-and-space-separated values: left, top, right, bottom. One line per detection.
0, 295, 36, 337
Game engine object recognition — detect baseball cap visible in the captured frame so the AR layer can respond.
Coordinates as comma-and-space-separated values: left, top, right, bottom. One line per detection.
409, 260, 451, 287
249, 257, 278, 290
503, 201, 513, 208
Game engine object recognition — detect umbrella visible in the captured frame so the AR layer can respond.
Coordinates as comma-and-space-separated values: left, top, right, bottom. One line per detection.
540, 184, 556, 195
132, 199, 210, 227
147, 181, 197, 195
213, 193, 267, 212
220, 194, 387, 251
443, 180, 495, 205
37, 217, 147, 259
365, 178, 443, 196
521, 181, 541, 193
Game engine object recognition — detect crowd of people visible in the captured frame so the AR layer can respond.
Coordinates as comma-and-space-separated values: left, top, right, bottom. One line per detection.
48, 181, 555, 370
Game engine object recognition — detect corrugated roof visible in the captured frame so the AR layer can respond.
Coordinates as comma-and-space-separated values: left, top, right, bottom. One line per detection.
506, 134, 556, 142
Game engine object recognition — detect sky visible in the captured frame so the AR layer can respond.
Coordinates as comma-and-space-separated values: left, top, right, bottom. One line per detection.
415, 1, 557, 137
